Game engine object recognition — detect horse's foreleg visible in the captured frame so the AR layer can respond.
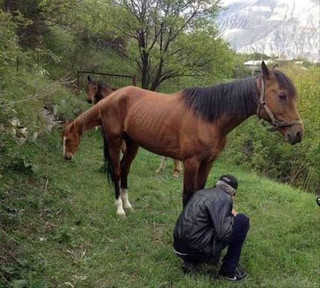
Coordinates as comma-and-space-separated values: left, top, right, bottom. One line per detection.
182, 158, 200, 206
107, 138, 125, 217
173, 160, 183, 178
156, 157, 167, 174
196, 161, 214, 191
120, 140, 127, 154
120, 138, 139, 211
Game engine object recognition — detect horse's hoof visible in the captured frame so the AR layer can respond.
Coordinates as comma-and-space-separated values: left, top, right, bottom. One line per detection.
125, 207, 134, 214
116, 212, 126, 219
124, 204, 133, 210
173, 172, 180, 178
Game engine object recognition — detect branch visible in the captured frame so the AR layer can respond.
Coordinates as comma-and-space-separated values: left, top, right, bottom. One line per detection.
135, 59, 142, 72
168, 7, 199, 46
168, 47, 184, 57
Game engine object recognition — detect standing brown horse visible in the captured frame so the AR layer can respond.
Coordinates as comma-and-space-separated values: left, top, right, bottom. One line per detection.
87, 75, 183, 177
63, 62, 304, 217
87, 76, 117, 104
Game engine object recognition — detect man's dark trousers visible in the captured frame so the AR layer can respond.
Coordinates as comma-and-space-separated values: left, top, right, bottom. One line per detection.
220, 213, 250, 273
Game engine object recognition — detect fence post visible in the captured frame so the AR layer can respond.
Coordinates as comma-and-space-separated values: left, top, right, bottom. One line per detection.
16, 57, 19, 73
132, 75, 137, 86
77, 71, 80, 90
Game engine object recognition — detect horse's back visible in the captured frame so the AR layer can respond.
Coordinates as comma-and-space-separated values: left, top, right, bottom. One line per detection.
101, 85, 179, 111
98, 85, 186, 154
115, 85, 173, 100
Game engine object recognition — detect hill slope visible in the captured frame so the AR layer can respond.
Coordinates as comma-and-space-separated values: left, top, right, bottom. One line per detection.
1, 128, 319, 287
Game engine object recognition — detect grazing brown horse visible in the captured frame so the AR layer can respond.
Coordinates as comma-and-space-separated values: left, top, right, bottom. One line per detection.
87, 75, 183, 177
63, 62, 304, 217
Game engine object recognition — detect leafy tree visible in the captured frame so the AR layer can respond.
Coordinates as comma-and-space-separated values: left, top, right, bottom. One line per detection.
90, 0, 234, 90
1, 0, 47, 48
0, 9, 21, 72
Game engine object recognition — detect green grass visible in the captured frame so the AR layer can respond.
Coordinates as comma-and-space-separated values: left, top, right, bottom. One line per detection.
1, 129, 319, 288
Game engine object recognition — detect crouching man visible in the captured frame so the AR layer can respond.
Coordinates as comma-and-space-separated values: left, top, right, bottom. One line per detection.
173, 175, 250, 282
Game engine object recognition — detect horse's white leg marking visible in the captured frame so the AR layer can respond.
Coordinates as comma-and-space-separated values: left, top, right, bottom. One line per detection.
63, 136, 66, 156
120, 188, 132, 210
115, 197, 126, 217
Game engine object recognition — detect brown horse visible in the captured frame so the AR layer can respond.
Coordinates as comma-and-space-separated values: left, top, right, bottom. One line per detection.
87, 75, 183, 177
63, 62, 304, 217
87, 76, 117, 104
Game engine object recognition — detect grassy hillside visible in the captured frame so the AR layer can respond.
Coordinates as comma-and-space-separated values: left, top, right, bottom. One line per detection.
1, 127, 319, 288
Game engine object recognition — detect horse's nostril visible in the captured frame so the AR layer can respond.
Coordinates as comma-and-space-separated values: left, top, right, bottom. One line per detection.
296, 131, 302, 143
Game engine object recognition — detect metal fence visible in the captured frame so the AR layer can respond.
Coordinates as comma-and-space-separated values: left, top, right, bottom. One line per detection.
76, 70, 206, 94
76, 70, 136, 90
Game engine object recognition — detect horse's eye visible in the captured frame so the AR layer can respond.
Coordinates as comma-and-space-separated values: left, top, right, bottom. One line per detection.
279, 93, 287, 100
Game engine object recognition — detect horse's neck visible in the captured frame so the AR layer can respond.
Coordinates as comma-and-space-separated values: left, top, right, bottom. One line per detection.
217, 105, 257, 136
223, 114, 255, 134
75, 105, 101, 133
101, 86, 114, 97
95, 92, 104, 103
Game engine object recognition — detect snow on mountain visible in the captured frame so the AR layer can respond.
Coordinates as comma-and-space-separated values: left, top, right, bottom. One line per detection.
217, 0, 320, 62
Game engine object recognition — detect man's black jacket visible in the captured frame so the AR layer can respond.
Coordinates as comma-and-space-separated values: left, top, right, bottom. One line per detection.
173, 185, 234, 259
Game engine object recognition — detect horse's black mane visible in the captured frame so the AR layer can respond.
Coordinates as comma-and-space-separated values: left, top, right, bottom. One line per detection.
182, 70, 297, 123
182, 77, 259, 122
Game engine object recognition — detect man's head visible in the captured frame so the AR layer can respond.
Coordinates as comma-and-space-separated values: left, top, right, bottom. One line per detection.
216, 174, 238, 197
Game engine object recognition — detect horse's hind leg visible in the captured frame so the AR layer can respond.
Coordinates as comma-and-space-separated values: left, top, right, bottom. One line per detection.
172, 160, 183, 177
120, 135, 139, 210
156, 157, 167, 174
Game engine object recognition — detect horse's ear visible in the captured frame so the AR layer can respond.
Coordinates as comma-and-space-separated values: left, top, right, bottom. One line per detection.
272, 63, 279, 70
261, 61, 270, 78
87, 75, 91, 82
65, 120, 74, 131
69, 122, 75, 132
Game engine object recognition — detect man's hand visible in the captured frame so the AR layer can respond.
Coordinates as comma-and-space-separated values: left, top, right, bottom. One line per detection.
232, 209, 238, 216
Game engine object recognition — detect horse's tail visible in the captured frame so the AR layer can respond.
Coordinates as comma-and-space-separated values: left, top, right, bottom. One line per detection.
102, 130, 119, 199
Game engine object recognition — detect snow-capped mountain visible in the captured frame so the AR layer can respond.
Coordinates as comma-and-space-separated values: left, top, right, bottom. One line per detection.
217, 0, 319, 62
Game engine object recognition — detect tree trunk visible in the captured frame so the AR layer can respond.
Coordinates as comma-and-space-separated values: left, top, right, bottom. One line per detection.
141, 52, 149, 89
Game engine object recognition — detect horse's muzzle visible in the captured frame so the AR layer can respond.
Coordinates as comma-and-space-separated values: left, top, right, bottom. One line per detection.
64, 154, 73, 160
287, 130, 303, 145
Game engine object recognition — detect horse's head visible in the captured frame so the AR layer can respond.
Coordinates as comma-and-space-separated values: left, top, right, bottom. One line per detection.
257, 62, 304, 145
87, 76, 99, 104
62, 121, 81, 160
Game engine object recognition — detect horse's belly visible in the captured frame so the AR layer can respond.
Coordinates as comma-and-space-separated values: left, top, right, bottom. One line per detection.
129, 126, 180, 157
125, 112, 181, 157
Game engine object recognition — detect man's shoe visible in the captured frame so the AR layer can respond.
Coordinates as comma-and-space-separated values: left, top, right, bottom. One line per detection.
219, 267, 247, 281
182, 261, 197, 274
